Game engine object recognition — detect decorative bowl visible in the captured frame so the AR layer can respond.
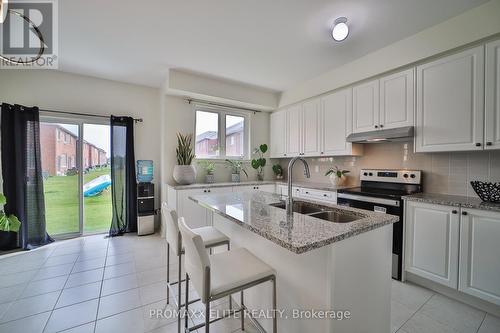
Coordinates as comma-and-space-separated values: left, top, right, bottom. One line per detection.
470, 181, 500, 203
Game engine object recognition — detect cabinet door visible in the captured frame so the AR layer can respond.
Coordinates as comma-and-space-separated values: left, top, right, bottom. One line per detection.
302, 99, 321, 156
353, 79, 380, 133
459, 208, 500, 305
178, 187, 226, 228
405, 201, 460, 288
270, 111, 287, 158
415, 46, 485, 152
321, 88, 355, 156
286, 104, 302, 156
485, 39, 500, 150
380, 69, 414, 130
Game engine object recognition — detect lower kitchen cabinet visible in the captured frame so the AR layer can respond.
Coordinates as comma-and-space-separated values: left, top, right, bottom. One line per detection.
459, 208, 500, 306
233, 184, 276, 193
405, 201, 460, 288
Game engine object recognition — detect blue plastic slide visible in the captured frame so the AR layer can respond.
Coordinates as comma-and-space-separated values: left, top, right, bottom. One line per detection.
83, 175, 112, 197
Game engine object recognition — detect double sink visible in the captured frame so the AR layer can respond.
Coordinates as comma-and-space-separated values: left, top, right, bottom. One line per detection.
270, 200, 360, 223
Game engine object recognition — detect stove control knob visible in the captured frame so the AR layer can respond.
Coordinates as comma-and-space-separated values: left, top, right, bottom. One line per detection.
403, 173, 409, 178
410, 174, 416, 178
363, 172, 368, 176
368, 172, 373, 176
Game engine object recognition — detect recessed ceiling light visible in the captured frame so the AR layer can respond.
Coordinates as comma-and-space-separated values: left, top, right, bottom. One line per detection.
332, 17, 349, 42
0, 0, 8, 23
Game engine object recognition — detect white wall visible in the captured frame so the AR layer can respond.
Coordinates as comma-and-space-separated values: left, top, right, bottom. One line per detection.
0, 70, 162, 223
161, 95, 273, 187
280, 0, 500, 107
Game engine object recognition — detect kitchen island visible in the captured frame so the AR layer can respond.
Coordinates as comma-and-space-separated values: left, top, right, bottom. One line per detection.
190, 191, 398, 333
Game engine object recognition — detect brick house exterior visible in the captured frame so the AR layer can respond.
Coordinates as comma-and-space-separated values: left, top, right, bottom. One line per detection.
195, 121, 244, 157
40, 124, 107, 176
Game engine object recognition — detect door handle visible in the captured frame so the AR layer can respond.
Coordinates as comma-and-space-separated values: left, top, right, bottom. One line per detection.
475, 143, 482, 147
462, 211, 468, 216
452, 210, 458, 214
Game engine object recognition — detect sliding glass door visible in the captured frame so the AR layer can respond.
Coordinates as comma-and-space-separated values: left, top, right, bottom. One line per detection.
40, 116, 111, 237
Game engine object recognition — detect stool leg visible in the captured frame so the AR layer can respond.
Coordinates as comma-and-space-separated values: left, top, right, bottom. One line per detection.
272, 277, 277, 333
240, 291, 244, 331
227, 242, 232, 311
166, 243, 170, 304
178, 253, 182, 309
185, 274, 190, 332
205, 301, 210, 333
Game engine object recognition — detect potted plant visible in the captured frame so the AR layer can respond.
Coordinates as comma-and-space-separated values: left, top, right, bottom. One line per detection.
251, 144, 268, 181
225, 159, 248, 183
173, 133, 196, 185
325, 166, 350, 186
0, 193, 21, 250
198, 160, 216, 184
272, 164, 284, 180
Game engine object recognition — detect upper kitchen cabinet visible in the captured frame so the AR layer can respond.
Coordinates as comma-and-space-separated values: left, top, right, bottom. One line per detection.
286, 104, 302, 156
485, 39, 500, 150
352, 79, 380, 133
270, 110, 287, 158
379, 68, 415, 130
321, 89, 363, 156
415, 46, 485, 152
301, 98, 321, 156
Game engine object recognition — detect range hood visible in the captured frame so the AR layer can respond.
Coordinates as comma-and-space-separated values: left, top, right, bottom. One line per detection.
346, 126, 414, 143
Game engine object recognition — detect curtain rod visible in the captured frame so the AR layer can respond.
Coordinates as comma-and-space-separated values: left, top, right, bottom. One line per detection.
185, 98, 263, 113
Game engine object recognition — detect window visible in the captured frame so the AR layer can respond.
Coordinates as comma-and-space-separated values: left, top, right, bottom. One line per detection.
195, 108, 249, 159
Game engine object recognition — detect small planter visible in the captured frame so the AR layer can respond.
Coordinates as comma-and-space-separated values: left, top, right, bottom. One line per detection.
231, 173, 241, 183
173, 165, 197, 185
205, 173, 215, 184
257, 172, 264, 181
329, 174, 347, 186
0, 231, 18, 250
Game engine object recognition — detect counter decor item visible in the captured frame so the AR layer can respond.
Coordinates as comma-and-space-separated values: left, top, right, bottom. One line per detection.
0, 193, 21, 250
470, 181, 500, 203
326, 166, 349, 186
225, 159, 248, 183
173, 133, 196, 185
251, 144, 268, 181
198, 160, 216, 184
272, 164, 283, 180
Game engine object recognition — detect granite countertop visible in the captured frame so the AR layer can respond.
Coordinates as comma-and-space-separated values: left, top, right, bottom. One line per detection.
168, 180, 355, 191
403, 193, 500, 212
190, 191, 398, 254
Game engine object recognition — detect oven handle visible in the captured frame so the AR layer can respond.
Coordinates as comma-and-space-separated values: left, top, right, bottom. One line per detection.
337, 193, 400, 207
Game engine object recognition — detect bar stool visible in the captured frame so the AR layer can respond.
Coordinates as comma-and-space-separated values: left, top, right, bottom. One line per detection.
165, 206, 231, 308
178, 217, 277, 333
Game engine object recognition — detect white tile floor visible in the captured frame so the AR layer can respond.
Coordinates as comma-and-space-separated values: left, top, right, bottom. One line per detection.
0, 233, 498, 333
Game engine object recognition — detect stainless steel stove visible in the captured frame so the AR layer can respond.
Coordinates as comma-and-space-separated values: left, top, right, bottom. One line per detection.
337, 169, 423, 280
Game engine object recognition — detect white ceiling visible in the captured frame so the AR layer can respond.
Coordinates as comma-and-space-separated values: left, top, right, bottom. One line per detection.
59, 0, 488, 91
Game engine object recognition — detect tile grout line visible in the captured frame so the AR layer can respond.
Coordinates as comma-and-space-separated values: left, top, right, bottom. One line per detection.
475, 312, 487, 333
393, 292, 436, 332
93, 235, 111, 333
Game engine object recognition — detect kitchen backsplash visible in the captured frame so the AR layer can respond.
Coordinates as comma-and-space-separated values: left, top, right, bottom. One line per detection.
284, 143, 500, 198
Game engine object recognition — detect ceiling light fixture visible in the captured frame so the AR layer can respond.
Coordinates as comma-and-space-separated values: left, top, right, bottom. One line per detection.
332, 17, 349, 42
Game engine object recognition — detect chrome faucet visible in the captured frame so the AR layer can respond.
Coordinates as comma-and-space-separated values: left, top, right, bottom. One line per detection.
287, 156, 311, 215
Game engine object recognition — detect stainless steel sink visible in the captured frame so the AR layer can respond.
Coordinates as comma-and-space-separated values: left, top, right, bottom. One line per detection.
308, 211, 359, 223
269, 200, 361, 223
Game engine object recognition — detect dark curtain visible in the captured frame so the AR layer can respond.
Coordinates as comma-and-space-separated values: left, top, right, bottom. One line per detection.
109, 116, 137, 236
1, 103, 53, 249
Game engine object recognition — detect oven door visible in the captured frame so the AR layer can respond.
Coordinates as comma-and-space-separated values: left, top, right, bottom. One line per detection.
337, 193, 403, 280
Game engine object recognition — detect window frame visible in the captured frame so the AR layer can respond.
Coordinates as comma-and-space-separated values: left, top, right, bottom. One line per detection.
194, 105, 250, 160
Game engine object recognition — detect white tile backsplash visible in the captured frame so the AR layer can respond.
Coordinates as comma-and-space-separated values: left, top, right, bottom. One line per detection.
286, 143, 500, 198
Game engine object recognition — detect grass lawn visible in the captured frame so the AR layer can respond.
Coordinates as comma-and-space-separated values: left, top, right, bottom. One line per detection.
44, 168, 112, 235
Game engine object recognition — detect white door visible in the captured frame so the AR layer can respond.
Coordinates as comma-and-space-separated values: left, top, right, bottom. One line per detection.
485, 39, 500, 150
270, 111, 287, 158
459, 208, 500, 305
321, 88, 354, 156
286, 104, 302, 156
379, 69, 415, 130
415, 46, 485, 152
405, 201, 460, 288
302, 98, 321, 156
353, 79, 380, 133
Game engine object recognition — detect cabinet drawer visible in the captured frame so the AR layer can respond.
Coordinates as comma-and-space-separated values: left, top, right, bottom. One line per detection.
299, 188, 337, 204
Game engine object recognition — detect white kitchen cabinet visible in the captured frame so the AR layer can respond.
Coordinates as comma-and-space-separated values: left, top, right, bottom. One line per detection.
321, 89, 363, 156
379, 68, 415, 130
459, 208, 500, 306
485, 39, 500, 150
286, 104, 302, 156
270, 111, 287, 158
415, 46, 485, 152
405, 201, 460, 288
233, 184, 275, 193
302, 98, 321, 156
276, 184, 302, 198
299, 188, 336, 204
353, 79, 380, 133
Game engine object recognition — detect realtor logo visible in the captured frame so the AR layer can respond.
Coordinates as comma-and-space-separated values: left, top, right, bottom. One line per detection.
0, 0, 58, 68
